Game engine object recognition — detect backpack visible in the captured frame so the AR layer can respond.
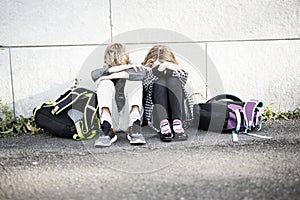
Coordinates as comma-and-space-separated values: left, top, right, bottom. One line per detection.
33, 87, 100, 140
193, 94, 272, 142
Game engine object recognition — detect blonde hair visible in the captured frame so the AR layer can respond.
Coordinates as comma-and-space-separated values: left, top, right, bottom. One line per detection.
141, 45, 178, 67
104, 43, 129, 67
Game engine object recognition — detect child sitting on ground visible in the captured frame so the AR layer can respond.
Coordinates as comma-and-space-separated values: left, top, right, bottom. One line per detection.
91, 43, 146, 147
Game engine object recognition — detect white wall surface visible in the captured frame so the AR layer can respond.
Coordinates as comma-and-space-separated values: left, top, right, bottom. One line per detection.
0, 0, 299, 116
0, 48, 13, 107
11, 46, 97, 116
207, 40, 300, 111
0, 0, 110, 46
111, 0, 300, 42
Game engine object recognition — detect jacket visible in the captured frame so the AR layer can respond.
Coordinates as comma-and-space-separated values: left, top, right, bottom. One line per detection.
143, 66, 194, 132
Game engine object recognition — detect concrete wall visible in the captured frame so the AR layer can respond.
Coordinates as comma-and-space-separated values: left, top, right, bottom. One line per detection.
1, 0, 299, 117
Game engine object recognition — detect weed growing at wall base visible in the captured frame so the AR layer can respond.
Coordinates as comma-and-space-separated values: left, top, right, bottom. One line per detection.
263, 104, 300, 120
0, 100, 41, 138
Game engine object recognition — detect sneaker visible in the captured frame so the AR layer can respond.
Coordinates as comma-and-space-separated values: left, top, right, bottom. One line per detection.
127, 120, 146, 145
94, 121, 117, 147
172, 119, 188, 141
94, 134, 117, 147
160, 119, 173, 142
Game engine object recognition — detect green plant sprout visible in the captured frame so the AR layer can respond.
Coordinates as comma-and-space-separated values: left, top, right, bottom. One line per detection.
0, 100, 41, 138
263, 104, 300, 121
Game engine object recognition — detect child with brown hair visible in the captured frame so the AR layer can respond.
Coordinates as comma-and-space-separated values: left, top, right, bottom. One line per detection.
142, 45, 194, 142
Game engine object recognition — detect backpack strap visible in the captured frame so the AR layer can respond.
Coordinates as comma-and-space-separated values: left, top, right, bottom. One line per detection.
244, 132, 272, 139
207, 94, 242, 103
254, 106, 264, 131
68, 92, 99, 140
242, 100, 263, 131
231, 109, 242, 142
33, 101, 57, 117
240, 100, 272, 140
234, 109, 242, 132
52, 88, 89, 115
232, 131, 239, 142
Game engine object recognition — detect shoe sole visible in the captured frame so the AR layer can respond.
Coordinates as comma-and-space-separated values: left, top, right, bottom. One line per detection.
160, 132, 174, 142
130, 139, 146, 145
160, 136, 174, 142
127, 135, 146, 145
95, 135, 118, 147
173, 135, 188, 141
161, 138, 173, 142
173, 132, 188, 141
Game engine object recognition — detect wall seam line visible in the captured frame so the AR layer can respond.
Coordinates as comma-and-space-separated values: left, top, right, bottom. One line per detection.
1, 37, 300, 48
8, 48, 16, 118
205, 43, 208, 99
109, 0, 113, 43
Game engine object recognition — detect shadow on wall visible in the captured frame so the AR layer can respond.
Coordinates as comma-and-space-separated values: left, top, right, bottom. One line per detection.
16, 29, 224, 117
77, 28, 224, 103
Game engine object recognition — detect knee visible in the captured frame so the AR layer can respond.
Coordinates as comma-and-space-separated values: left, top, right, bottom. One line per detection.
153, 82, 166, 93
97, 80, 114, 91
167, 76, 180, 83
155, 77, 167, 86
126, 80, 143, 92
167, 77, 181, 88
96, 80, 115, 97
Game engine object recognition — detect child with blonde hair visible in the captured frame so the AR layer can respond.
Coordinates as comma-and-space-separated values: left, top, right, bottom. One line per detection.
91, 43, 146, 147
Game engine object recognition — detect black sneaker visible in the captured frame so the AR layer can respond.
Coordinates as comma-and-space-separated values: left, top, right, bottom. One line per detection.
127, 120, 146, 145
94, 121, 117, 147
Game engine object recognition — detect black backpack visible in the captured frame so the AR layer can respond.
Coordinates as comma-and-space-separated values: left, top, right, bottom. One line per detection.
33, 88, 100, 140
193, 94, 271, 142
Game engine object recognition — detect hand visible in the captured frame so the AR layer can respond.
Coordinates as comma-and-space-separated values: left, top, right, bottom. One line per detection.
129, 64, 145, 72
154, 60, 166, 72
160, 62, 184, 73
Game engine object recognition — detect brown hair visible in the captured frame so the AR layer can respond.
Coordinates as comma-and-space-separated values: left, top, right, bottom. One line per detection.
104, 43, 129, 67
141, 45, 178, 67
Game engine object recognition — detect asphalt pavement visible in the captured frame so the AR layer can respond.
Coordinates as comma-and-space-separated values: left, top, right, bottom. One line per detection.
0, 119, 299, 200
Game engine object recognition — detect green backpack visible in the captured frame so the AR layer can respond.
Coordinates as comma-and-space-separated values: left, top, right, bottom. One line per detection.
33, 87, 100, 140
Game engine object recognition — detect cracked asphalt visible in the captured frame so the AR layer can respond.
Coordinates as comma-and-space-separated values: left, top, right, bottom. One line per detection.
0, 119, 299, 200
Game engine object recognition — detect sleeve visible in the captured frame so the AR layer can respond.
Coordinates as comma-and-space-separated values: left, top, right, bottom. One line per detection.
126, 68, 147, 81
151, 65, 166, 78
91, 66, 110, 82
143, 69, 158, 91
171, 70, 188, 86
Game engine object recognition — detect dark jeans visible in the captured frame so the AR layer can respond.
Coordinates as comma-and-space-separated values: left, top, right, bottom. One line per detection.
152, 76, 183, 123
